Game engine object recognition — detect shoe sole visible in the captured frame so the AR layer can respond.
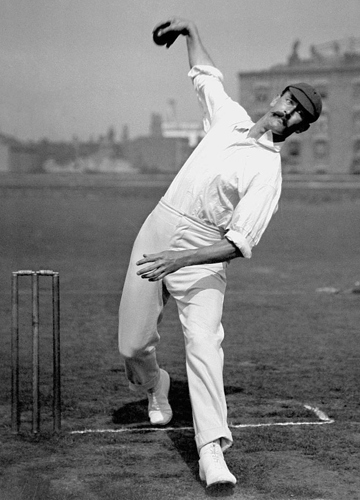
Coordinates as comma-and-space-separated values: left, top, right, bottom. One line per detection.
199, 467, 236, 487
149, 413, 173, 426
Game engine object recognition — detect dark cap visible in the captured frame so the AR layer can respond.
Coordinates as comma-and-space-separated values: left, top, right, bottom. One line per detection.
285, 83, 322, 123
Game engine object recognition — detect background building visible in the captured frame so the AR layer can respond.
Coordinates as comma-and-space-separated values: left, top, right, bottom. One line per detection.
161, 99, 204, 148
5, 38, 360, 176
238, 38, 360, 174
125, 105, 203, 174
0, 134, 40, 173
125, 135, 192, 174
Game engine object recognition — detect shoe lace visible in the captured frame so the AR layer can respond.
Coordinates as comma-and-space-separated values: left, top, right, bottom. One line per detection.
149, 391, 160, 411
210, 445, 223, 468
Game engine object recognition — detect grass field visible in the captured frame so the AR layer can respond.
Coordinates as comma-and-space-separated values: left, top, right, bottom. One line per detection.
0, 173, 359, 500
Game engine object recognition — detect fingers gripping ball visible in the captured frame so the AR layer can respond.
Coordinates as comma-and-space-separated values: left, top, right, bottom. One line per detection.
152, 22, 180, 48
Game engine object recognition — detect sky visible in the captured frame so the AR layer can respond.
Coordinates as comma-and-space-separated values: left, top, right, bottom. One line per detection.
1, 0, 360, 142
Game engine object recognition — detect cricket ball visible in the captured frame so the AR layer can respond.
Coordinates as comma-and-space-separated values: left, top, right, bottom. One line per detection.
152, 22, 180, 47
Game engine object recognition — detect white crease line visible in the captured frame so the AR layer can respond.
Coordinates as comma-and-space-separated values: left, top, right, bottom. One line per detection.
304, 404, 333, 422
230, 420, 334, 429
71, 426, 193, 434
70, 404, 334, 435
70, 420, 334, 435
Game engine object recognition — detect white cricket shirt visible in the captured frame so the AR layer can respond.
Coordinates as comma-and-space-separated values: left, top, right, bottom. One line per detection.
162, 65, 283, 258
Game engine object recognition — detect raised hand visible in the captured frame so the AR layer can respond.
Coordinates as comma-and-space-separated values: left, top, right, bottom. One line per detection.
152, 18, 195, 48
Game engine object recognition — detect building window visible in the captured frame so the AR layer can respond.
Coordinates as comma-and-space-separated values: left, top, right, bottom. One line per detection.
353, 82, 360, 102
254, 84, 270, 103
286, 141, 301, 164
353, 111, 360, 134
315, 83, 328, 100
351, 159, 360, 174
351, 139, 360, 173
315, 111, 329, 134
354, 138, 360, 154
313, 140, 329, 160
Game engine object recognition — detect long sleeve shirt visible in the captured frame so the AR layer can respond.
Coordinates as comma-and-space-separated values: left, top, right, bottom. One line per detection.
162, 65, 283, 258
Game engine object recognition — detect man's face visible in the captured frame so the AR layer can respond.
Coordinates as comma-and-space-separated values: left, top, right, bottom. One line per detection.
266, 90, 308, 138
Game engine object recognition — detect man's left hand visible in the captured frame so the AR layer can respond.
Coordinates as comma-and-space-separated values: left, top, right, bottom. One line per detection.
136, 251, 185, 281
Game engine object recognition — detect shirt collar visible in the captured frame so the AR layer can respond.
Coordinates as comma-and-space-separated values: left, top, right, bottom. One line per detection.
257, 130, 283, 152
234, 123, 283, 152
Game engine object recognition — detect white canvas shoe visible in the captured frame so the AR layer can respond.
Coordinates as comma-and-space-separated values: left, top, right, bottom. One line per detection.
199, 442, 236, 488
147, 369, 172, 425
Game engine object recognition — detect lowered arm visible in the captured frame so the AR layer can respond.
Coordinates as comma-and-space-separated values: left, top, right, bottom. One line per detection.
136, 238, 243, 282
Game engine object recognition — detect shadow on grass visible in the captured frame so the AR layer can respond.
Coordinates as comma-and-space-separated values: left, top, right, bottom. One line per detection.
112, 378, 193, 427
167, 429, 236, 497
112, 379, 241, 497
112, 378, 243, 428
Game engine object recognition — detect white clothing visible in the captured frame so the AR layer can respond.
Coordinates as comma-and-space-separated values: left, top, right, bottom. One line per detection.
163, 65, 283, 258
119, 64, 284, 453
119, 200, 232, 451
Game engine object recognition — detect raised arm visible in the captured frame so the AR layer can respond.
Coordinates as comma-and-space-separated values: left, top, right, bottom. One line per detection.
153, 18, 215, 68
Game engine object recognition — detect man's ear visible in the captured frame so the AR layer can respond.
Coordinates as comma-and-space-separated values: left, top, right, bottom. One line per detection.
295, 121, 310, 134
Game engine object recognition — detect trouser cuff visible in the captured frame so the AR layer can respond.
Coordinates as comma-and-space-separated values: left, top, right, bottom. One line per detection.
195, 426, 233, 454
128, 370, 160, 393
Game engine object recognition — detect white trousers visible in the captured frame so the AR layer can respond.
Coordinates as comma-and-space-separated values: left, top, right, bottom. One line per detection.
118, 199, 233, 451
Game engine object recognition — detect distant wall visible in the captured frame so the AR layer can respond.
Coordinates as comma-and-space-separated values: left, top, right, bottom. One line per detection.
9, 145, 41, 173
126, 136, 193, 173
0, 143, 10, 171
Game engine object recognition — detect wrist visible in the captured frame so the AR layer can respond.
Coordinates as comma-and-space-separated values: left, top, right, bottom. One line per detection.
185, 22, 198, 39
178, 249, 196, 267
